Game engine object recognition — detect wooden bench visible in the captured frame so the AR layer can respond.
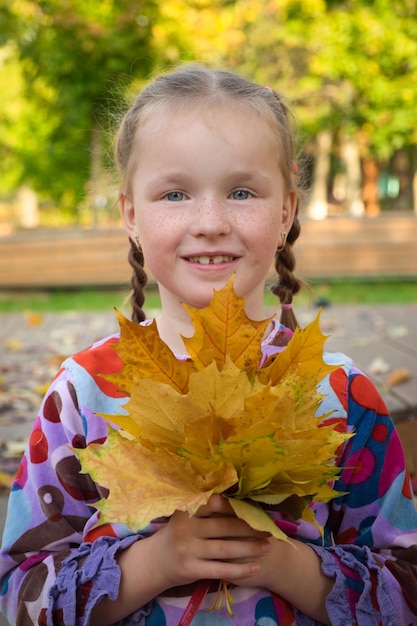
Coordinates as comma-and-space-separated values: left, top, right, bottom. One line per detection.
1, 214, 417, 288
296, 214, 417, 279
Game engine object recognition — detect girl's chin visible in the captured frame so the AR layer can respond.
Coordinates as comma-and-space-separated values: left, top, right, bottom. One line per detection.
181, 297, 215, 310
180, 284, 235, 309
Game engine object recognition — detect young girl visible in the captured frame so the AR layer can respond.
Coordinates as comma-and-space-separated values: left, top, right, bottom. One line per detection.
1, 64, 417, 626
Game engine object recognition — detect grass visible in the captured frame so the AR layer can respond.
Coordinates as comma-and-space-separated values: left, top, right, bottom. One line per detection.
266, 278, 417, 307
0, 279, 416, 314
0, 288, 133, 314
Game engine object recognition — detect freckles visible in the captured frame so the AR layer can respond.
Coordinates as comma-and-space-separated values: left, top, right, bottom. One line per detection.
141, 211, 184, 234
243, 203, 278, 227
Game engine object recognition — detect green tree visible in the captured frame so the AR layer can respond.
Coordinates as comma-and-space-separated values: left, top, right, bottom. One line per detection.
219, 0, 417, 214
0, 0, 163, 217
3, 0, 417, 218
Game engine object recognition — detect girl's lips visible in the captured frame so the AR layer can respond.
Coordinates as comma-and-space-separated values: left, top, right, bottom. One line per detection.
186, 255, 237, 265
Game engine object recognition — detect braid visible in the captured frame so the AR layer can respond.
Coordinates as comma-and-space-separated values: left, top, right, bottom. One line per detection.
270, 206, 303, 331
127, 237, 148, 323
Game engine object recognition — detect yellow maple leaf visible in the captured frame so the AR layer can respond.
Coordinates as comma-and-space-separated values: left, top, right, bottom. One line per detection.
182, 281, 273, 375
77, 277, 352, 544
260, 313, 336, 387
108, 311, 194, 395
78, 428, 238, 530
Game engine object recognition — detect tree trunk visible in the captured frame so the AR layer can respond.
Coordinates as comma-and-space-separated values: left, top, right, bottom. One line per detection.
362, 157, 380, 216
342, 135, 365, 216
392, 149, 413, 210
412, 150, 417, 214
306, 130, 332, 220
16, 187, 40, 228
88, 118, 104, 228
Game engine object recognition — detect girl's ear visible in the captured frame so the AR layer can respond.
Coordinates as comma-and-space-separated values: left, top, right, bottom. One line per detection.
282, 189, 297, 232
119, 192, 136, 239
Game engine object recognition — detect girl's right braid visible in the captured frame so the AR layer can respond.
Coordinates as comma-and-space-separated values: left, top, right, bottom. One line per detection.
127, 237, 148, 323
271, 210, 303, 332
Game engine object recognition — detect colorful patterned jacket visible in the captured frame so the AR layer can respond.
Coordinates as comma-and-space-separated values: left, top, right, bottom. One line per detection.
1, 321, 417, 625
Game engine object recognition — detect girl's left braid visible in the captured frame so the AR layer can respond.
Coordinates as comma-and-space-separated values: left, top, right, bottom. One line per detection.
271, 209, 302, 331
128, 237, 147, 323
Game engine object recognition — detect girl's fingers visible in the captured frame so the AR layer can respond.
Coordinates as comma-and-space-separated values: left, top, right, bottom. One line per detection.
199, 515, 269, 540
195, 494, 233, 517
198, 558, 262, 582
197, 536, 271, 562
154, 509, 271, 589
194, 495, 270, 539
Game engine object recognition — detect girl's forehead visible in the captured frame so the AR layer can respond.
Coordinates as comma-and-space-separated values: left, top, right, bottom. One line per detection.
138, 98, 277, 137
127, 99, 288, 185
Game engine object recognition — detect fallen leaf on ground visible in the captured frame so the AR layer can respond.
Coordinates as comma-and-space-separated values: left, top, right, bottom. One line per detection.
384, 368, 412, 387
367, 357, 391, 376
25, 313, 44, 327
387, 325, 409, 339
0, 471, 13, 490
5, 338, 23, 352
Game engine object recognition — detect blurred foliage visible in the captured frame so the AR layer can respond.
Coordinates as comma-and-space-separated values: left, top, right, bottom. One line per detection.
0, 0, 416, 215
223, 0, 417, 158
0, 0, 174, 211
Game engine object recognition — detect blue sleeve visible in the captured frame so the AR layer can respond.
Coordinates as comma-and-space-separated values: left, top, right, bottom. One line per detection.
312, 366, 417, 624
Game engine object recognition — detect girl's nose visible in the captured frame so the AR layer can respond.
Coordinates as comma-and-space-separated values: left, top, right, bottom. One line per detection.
190, 198, 232, 237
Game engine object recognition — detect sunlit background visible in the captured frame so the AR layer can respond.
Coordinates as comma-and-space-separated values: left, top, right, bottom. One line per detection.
0, 0, 416, 232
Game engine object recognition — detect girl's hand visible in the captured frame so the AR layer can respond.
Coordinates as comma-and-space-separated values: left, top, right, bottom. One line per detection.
93, 497, 332, 626
226, 534, 333, 625
152, 494, 272, 591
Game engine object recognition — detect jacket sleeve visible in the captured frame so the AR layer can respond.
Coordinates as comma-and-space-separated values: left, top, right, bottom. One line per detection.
309, 365, 417, 626
0, 357, 150, 626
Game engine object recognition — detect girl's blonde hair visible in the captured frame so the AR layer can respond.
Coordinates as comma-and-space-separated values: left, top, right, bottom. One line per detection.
115, 64, 303, 330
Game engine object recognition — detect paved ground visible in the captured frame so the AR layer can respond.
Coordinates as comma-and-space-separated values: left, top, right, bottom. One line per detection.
0, 303, 416, 624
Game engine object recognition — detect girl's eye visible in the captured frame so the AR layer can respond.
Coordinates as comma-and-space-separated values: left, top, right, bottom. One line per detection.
165, 191, 185, 202
231, 189, 251, 200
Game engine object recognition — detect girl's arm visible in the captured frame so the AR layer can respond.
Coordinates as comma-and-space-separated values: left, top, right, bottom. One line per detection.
0, 340, 150, 626
227, 536, 333, 624
90, 497, 273, 625
90, 499, 334, 626
320, 368, 417, 625
241, 368, 417, 625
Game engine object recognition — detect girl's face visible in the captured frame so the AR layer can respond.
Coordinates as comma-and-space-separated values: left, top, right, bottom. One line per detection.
120, 103, 296, 321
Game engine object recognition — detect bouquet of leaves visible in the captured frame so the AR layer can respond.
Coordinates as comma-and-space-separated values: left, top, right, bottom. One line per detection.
77, 278, 351, 543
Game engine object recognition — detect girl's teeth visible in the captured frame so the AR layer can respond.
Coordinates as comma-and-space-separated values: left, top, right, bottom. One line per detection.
191, 255, 233, 265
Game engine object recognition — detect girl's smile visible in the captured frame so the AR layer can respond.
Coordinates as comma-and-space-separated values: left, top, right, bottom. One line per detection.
185, 252, 236, 263
120, 103, 296, 344
184, 253, 239, 267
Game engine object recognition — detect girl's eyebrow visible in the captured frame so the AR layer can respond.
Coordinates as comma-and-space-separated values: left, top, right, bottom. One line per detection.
226, 170, 270, 184
144, 169, 272, 195
163, 169, 270, 183
145, 173, 188, 191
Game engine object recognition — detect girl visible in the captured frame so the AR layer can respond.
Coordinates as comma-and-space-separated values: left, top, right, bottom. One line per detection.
1, 64, 417, 626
